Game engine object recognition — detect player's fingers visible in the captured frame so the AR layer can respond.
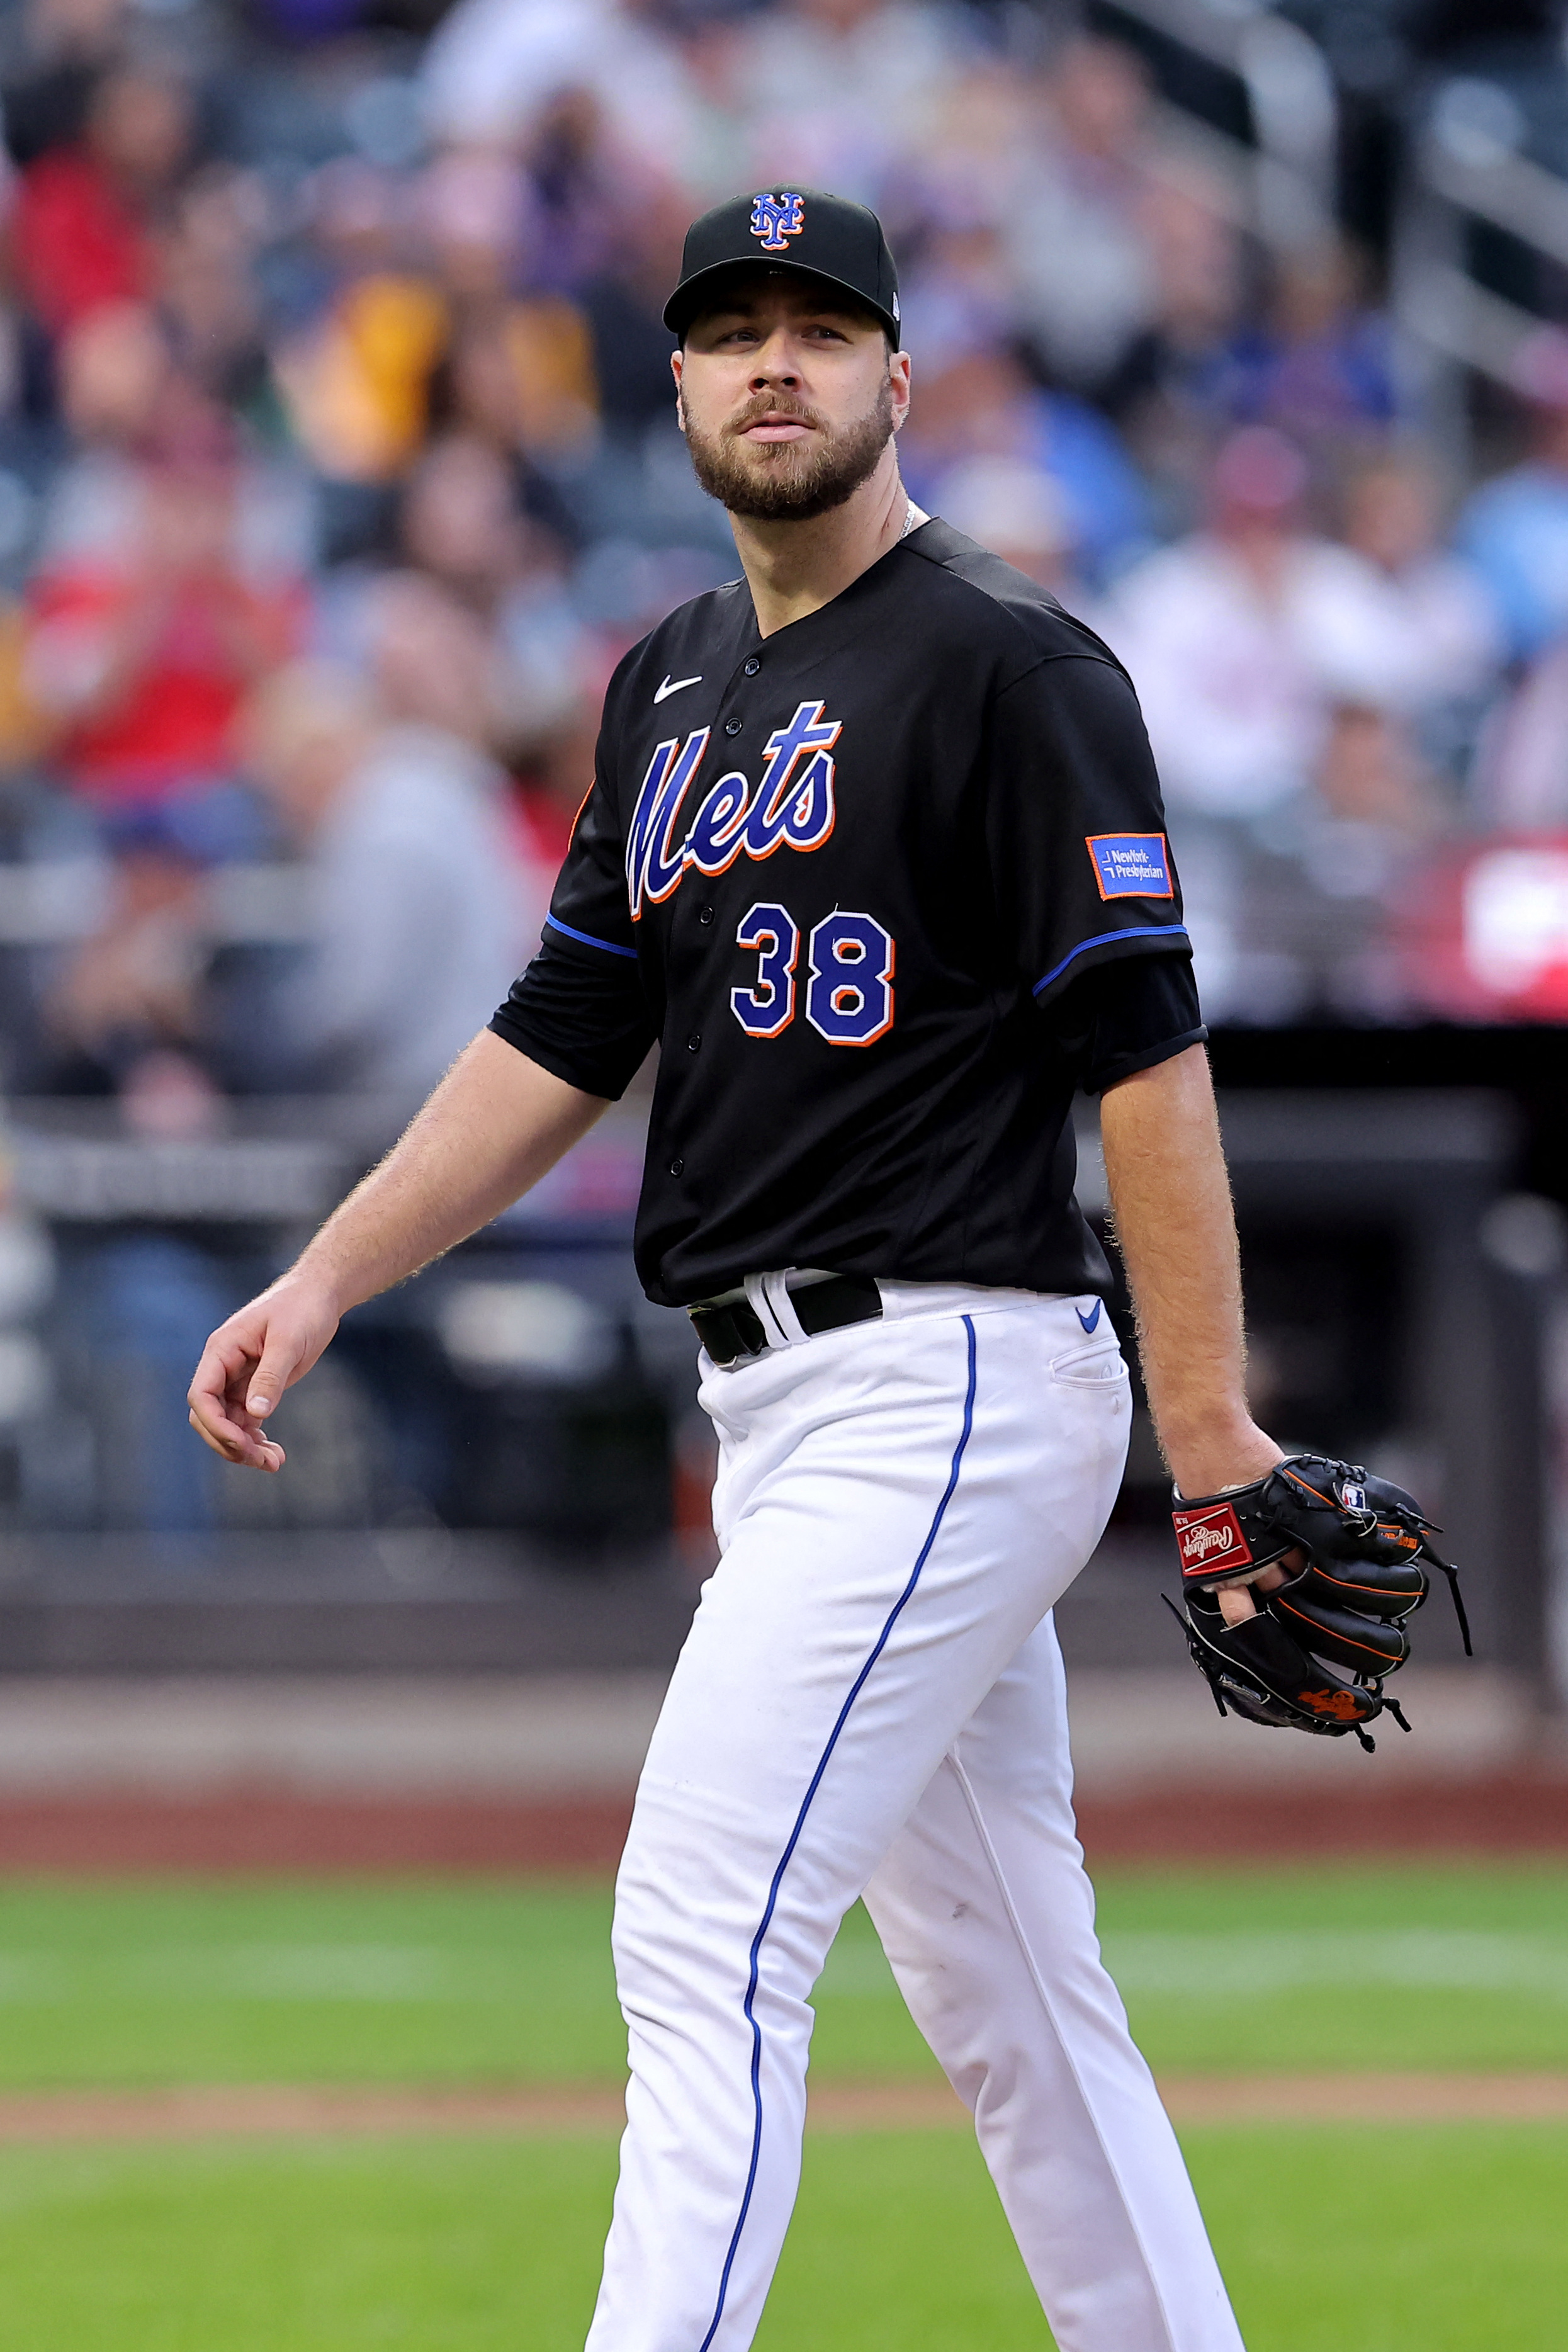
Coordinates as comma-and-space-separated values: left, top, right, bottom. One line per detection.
1214, 1551, 1302, 1625
244, 1329, 308, 1422
188, 1401, 241, 1461
188, 1324, 290, 1469
188, 1388, 278, 1469
188, 1406, 286, 1471
187, 1331, 258, 1451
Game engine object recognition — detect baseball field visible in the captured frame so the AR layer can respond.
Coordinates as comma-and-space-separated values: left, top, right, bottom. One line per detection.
0, 1858, 1563, 2348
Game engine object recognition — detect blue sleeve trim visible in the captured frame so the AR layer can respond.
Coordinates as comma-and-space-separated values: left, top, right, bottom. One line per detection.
1032, 922, 1190, 998
545, 912, 639, 961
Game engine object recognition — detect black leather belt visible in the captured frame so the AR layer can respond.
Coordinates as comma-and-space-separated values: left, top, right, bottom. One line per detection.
689, 1274, 883, 1367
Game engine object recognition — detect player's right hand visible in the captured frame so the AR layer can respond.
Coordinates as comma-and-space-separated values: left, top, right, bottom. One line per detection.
186, 1279, 341, 1472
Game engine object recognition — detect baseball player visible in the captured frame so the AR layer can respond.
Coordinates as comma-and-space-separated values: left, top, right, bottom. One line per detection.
190, 190, 1288, 2349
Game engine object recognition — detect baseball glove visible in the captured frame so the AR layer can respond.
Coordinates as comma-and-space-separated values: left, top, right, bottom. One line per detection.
1164, 1454, 1470, 1751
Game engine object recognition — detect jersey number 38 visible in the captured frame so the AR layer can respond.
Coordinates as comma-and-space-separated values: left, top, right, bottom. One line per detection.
731, 902, 894, 1046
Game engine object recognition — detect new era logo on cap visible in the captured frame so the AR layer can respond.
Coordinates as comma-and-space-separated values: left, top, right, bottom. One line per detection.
750, 192, 805, 251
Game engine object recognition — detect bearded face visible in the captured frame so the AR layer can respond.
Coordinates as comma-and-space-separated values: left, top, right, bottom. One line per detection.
679, 371, 896, 522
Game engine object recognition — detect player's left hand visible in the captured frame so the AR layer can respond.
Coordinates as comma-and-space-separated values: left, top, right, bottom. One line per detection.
1163, 1423, 1295, 1624
1165, 1452, 1470, 1750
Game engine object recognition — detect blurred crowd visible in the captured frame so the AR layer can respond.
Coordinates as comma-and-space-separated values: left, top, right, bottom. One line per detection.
0, 0, 1562, 1090
0, 0, 1567, 1526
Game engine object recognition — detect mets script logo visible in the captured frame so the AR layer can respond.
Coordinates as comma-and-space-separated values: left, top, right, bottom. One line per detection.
750, 191, 805, 252
627, 703, 839, 920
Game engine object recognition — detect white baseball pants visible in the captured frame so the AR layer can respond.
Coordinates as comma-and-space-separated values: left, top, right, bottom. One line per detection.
585, 1283, 1245, 2352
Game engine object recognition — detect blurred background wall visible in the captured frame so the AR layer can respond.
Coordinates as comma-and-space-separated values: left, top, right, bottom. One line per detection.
0, 0, 1560, 1782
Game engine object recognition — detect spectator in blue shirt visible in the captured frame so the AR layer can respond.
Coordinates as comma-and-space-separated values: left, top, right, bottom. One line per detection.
1456, 327, 1568, 661
901, 344, 1153, 587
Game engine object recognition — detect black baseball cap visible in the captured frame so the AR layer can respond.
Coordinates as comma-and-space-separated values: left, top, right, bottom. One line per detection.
663, 188, 901, 348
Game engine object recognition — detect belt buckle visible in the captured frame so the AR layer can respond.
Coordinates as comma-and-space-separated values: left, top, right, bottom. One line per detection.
723, 1315, 769, 1367
690, 1303, 767, 1369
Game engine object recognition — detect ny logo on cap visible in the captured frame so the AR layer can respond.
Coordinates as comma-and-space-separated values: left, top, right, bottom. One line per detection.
750, 191, 805, 252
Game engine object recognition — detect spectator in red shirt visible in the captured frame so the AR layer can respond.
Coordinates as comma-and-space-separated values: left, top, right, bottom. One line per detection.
10, 60, 195, 336
24, 416, 302, 832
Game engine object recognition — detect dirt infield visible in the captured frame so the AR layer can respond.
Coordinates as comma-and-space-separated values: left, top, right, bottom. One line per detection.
0, 2076, 1563, 2143
0, 1774, 1564, 1872
0, 1794, 638, 1874
1077, 1772, 1568, 1862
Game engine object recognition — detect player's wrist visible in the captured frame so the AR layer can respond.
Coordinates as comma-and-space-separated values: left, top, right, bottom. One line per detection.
1161, 1414, 1283, 1503
264, 1260, 347, 1332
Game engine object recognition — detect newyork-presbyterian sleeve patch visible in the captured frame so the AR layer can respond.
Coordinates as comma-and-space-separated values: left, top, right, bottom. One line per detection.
1086, 832, 1173, 900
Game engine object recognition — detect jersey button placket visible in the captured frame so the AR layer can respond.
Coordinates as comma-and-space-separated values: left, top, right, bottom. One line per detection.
668, 1156, 684, 1177
723, 717, 743, 737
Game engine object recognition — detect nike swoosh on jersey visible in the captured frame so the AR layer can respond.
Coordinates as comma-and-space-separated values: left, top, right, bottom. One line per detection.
1076, 1299, 1102, 1333
653, 674, 702, 704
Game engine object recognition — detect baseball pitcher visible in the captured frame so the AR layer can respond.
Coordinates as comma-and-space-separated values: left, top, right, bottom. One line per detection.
191, 189, 1453, 2350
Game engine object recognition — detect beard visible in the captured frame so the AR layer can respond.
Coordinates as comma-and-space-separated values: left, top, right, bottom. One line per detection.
682, 379, 895, 521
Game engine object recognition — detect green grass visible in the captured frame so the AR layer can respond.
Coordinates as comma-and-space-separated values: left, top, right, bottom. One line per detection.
1, 1866, 1565, 2347
1096, 1860, 1568, 2074
0, 1862, 1566, 2087
0, 2124, 1561, 2350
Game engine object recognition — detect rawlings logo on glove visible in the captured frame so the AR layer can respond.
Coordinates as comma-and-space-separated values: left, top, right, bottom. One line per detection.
1165, 1453, 1470, 1752
1171, 1502, 1252, 1573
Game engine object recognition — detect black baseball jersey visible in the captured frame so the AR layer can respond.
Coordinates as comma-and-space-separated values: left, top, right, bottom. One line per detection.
492, 517, 1204, 1308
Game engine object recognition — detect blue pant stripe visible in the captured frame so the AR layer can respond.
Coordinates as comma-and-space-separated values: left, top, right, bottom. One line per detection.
696, 1314, 980, 2350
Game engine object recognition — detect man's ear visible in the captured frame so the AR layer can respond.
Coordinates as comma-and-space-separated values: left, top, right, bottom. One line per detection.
889, 349, 912, 434
672, 349, 686, 434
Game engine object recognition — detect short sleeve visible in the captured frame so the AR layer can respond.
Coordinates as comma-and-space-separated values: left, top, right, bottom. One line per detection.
985, 652, 1191, 1009
488, 764, 657, 1100
541, 753, 639, 966
1043, 950, 1207, 1095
